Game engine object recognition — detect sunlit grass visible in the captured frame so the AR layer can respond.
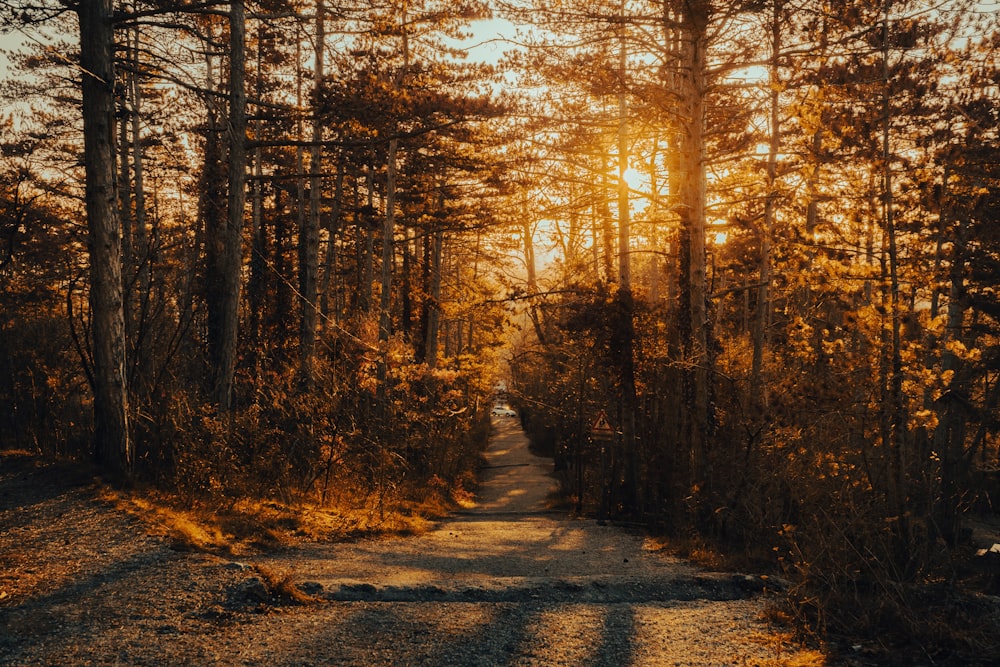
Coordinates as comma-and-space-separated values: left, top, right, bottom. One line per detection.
251, 563, 321, 605
748, 617, 828, 667
98, 478, 472, 556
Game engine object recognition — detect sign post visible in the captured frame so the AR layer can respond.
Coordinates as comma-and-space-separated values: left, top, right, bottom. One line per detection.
590, 410, 614, 522
590, 410, 614, 441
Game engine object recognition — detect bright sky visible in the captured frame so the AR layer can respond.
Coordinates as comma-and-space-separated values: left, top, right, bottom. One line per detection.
463, 18, 518, 65
0, 17, 516, 79
0, 31, 24, 77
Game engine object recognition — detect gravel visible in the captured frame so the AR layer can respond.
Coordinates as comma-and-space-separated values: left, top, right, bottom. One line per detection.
0, 421, 816, 666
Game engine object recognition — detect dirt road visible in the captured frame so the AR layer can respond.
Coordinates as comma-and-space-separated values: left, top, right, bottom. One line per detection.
0, 418, 816, 666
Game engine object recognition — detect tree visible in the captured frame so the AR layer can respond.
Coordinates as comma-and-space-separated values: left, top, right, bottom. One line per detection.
215, 0, 248, 410
299, 0, 326, 383
78, 0, 131, 476
660, 0, 712, 502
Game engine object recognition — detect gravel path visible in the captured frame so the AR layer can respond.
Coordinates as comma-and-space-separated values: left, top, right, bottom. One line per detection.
0, 419, 815, 666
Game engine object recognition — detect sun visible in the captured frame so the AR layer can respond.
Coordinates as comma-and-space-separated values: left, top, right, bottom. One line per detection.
710, 220, 729, 245
622, 166, 644, 192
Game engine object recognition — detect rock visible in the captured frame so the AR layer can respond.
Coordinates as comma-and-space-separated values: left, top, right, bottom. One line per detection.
298, 581, 324, 595
224, 561, 252, 571
229, 576, 271, 607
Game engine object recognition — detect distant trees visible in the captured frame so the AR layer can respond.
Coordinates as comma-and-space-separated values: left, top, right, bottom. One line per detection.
921, 25, 1000, 545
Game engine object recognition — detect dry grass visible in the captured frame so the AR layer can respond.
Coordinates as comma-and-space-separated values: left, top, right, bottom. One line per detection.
645, 533, 829, 666
650, 534, 730, 570
99, 492, 241, 554
251, 563, 320, 605
776, 651, 828, 667
98, 479, 465, 556
746, 626, 828, 667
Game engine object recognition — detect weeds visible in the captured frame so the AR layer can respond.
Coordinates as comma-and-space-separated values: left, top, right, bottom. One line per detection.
251, 564, 319, 605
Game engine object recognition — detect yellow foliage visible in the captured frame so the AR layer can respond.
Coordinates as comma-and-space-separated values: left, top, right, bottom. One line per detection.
910, 409, 939, 431
945, 339, 968, 357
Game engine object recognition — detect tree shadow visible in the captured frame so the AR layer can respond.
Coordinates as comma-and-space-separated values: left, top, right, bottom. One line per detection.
283, 599, 639, 666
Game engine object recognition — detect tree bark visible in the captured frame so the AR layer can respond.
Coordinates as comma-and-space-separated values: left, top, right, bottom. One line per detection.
78, 0, 131, 476
299, 0, 325, 381
750, 0, 782, 408
360, 158, 376, 313
379, 136, 397, 343
379, 1, 409, 345
201, 33, 228, 375
424, 225, 444, 368
248, 31, 264, 347
670, 0, 711, 494
599, 151, 616, 283
319, 159, 344, 326
520, 200, 547, 347
881, 0, 906, 516
128, 18, 151, 399
215, 0, 248, 410
616, 0, 638, 512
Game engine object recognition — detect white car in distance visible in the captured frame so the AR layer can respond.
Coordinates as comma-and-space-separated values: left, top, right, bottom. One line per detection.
491, 405, 516, 417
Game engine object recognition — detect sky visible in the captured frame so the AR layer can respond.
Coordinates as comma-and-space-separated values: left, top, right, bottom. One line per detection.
0, 31, 25, 77
463, 18, 519, 65
0, 17, 516, 84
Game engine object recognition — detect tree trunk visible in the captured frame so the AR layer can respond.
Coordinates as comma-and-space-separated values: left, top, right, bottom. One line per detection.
299, 0, 325, 381
379, 3, 409, 345
379, 137, 397, 343
248, 142, 264, 345
521, 201, 547, 347
401, 225, 416, 340
128, 21, 151, 400
672, 0, 711, 495
116, 17, 153, 399
599, 151, 616, 283
215, 0, 248, 410
78, 0, 131, 476
319, 158, 344, 326
248, 30, 264, 348
750, 0, 782, 408
932, 211, 969, 544
881, 0, 906, 517
360, 158, 376, 313
616, 0, 638, 513
424, 226, 443, 368
201, 32, 228, 375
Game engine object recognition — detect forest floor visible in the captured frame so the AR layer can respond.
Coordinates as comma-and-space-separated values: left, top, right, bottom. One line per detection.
0, 419, 826, 666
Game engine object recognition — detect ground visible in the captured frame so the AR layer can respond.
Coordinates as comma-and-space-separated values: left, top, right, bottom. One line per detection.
0, 419, 825, 666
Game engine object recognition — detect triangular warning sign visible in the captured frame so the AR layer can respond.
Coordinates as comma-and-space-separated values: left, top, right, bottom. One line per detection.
591, 410, 614, 438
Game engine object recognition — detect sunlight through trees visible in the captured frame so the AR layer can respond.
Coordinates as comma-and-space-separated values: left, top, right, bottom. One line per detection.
2, 0, 1000, 658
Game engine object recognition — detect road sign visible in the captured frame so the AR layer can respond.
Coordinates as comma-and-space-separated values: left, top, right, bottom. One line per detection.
591, 410, 614, 440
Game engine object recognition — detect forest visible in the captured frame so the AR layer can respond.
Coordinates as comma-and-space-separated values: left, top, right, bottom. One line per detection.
2, 0, 999, 660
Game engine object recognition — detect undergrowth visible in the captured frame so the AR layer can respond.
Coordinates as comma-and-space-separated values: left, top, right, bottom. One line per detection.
99, 475, 472, 557
251, 563, 321, 605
